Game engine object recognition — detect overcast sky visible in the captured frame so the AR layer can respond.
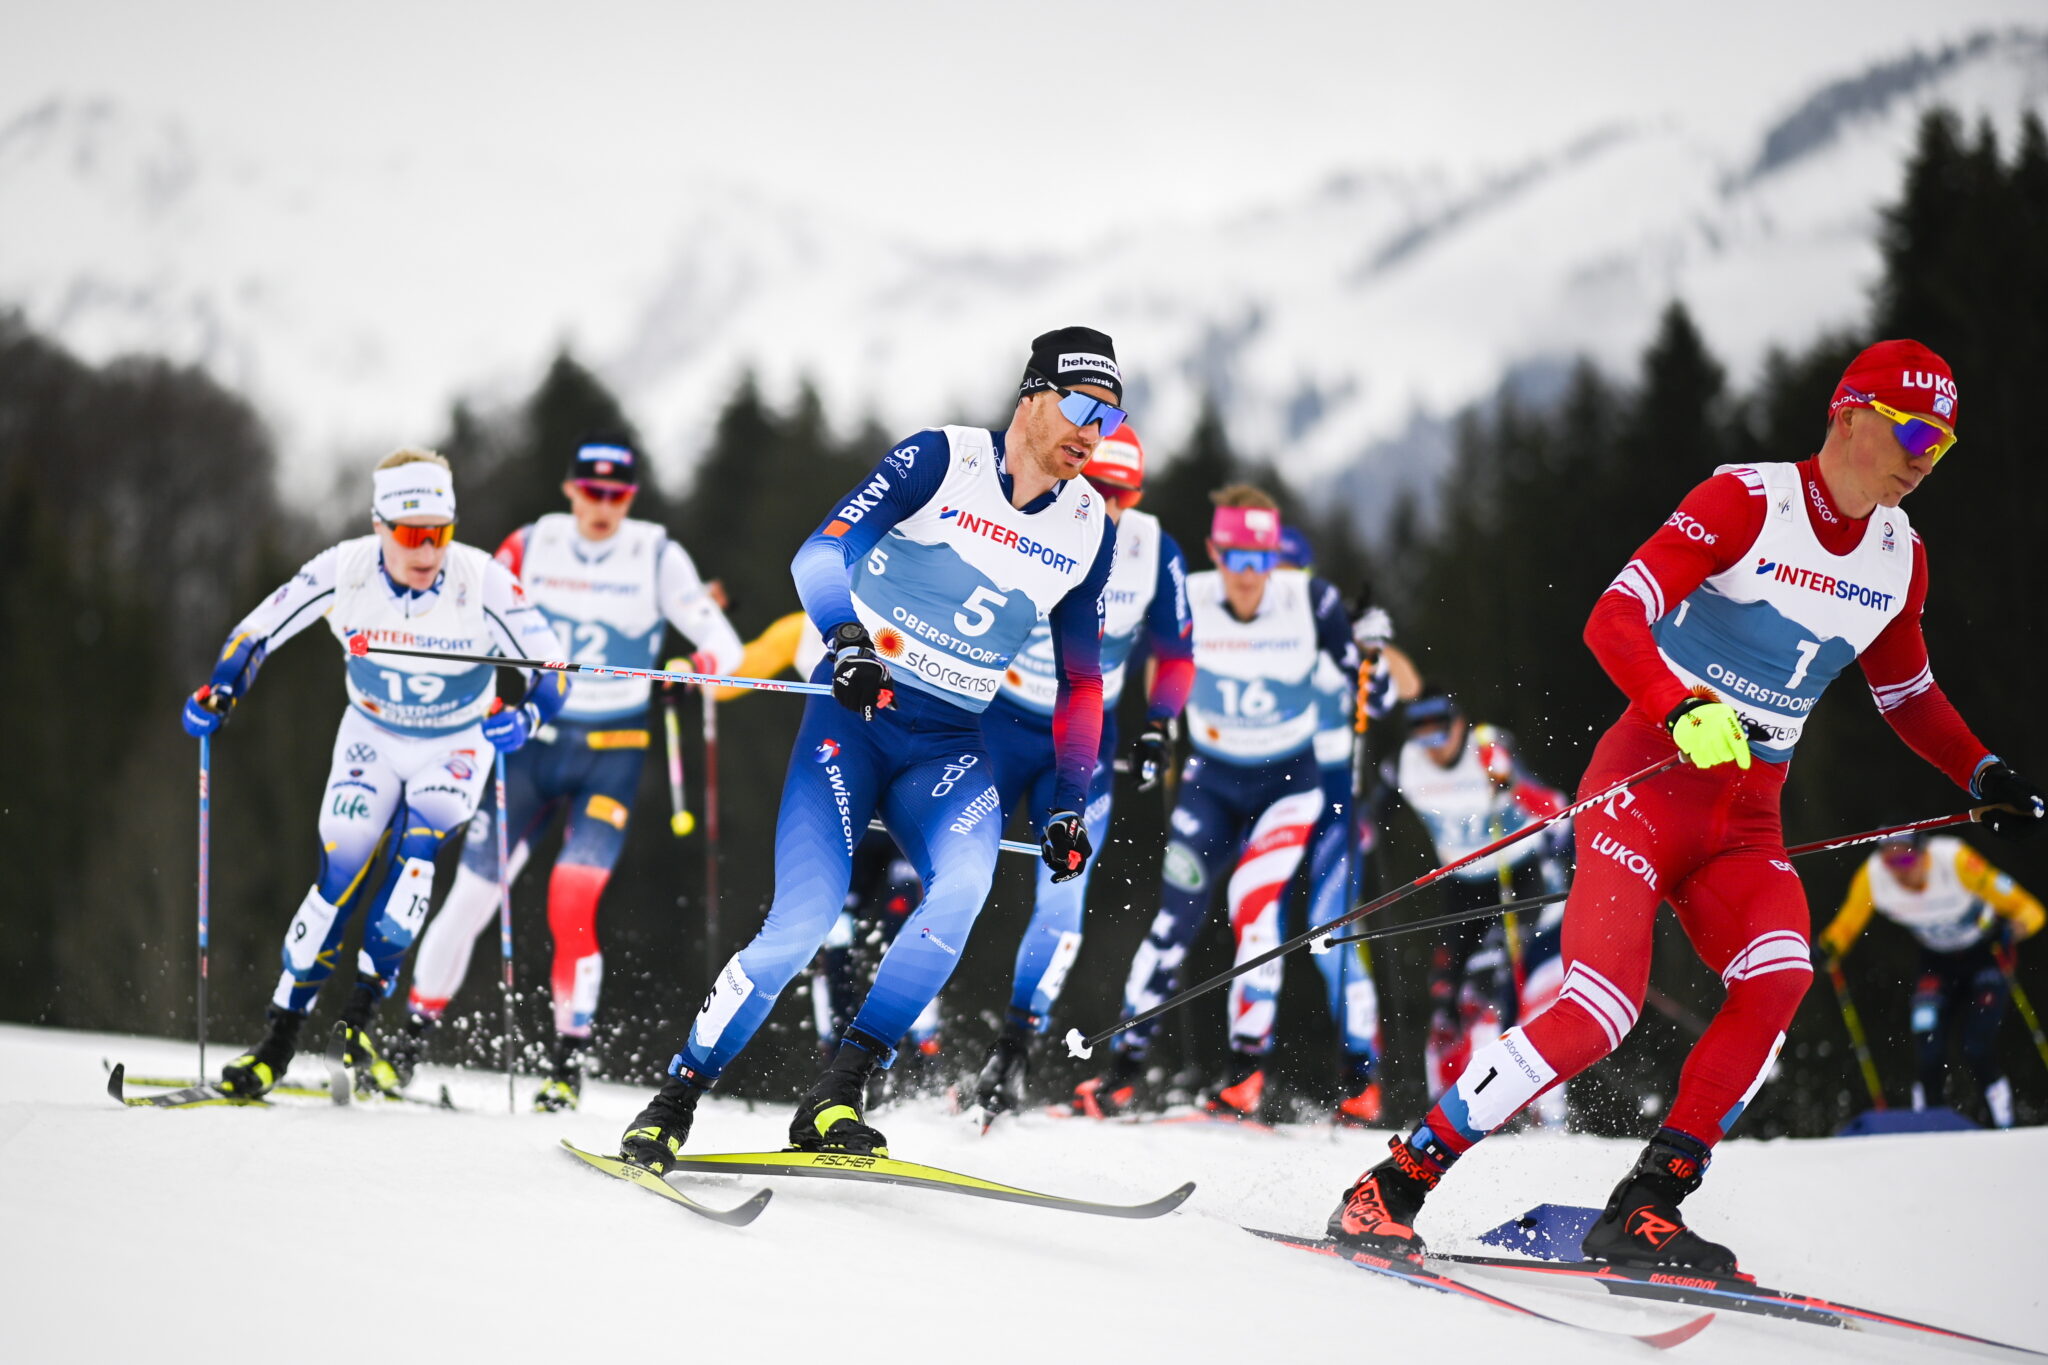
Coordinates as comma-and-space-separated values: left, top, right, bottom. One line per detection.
6, 0, 2044, 251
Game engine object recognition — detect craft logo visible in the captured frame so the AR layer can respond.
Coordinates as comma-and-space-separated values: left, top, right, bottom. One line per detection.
1752, 558, 1896, 610
814, 738, 841, 763
875, 626, 907, 658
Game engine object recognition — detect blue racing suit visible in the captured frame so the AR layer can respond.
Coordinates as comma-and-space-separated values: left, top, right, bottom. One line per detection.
982, 512, 1194, 1032
672, 426, 1116, 1077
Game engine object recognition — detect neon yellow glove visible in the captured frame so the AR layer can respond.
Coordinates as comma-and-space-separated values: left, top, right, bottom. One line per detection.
1666, 697, 1751, 770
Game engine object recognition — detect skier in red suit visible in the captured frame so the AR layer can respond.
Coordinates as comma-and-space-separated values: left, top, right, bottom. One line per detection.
1324, 339, 2044, 1274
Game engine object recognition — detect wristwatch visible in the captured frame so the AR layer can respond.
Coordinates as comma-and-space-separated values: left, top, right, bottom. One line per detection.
829, 622, 870, 654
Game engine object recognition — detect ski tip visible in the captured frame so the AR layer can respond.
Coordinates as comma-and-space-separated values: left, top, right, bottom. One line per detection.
719, 1187, 775, 1227
1639, 1312, 1715, 1350
1063, 1028, 1093, 1060
1144, 1181, 1198, 1216
106, 1063, 126, 1103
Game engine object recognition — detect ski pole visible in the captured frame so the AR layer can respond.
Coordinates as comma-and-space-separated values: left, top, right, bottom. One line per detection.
1826, 960, 1887, 1110
196, 729, 211, 1079
865, 818, 1038, 859
661, 688, 696, 837
702, 689, 721, 987
1998, 948, 2048, 1076
1065, 751, 1686, 1058
493, 743, 516, 1114
1321, 806, 2005, 951
348, 635, 830, 698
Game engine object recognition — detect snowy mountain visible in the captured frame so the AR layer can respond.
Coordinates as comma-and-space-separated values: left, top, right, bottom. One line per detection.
11, 1023, 2047, 1363
3, 30, 2045, 512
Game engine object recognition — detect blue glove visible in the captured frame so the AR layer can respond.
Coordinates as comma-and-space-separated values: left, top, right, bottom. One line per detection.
181, 685, 234, 737
481, 702, 539, 753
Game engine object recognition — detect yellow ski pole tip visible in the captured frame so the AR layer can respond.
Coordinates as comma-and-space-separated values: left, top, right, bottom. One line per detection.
1064, 1028, 1093, 1060
671, 811, 696, 837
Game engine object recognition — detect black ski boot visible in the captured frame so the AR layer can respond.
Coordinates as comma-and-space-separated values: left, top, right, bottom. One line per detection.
534, 1035, 587, 1113
333, 974, 402, 1095
1581, 1131, 1742, 1275
220, 1008, 306, 1097
620, 1069, 707, 1174
384, 1013, 434, 1089
973, 1022, 1032, 1128
1327, 1136, 1445, 1260
790, 1039, 890, 1154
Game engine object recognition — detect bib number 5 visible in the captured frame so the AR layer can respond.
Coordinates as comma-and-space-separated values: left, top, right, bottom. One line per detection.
955, 585, 1009, 638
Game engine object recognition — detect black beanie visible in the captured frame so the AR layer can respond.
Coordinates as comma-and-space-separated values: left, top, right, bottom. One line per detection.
1019, 326, 1122, 402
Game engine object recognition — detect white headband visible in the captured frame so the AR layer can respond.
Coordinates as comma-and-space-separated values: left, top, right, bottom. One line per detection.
372, 463, 457, 523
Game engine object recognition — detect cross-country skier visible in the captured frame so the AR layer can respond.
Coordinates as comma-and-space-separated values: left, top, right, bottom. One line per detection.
180, 448, 569, 1096
399, 441, 741, 1110
1818, 832, 2043, 1127
971, 423, 1194, 1125
617, 327, 1123, 1167
1325, 340, 2044, 1274
1386, 691, 1570, 1093
1071, 487, 1357, 1120
1277, 526, 1393, 1124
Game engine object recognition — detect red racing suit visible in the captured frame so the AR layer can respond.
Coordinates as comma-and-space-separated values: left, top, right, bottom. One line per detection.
1416, 457, 1991, 1154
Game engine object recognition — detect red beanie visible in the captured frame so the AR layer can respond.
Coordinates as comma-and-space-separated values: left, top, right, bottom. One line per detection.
1829, 339, 1958, 430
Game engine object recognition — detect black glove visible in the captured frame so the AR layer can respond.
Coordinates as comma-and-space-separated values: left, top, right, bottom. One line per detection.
1041, 810, 1092, 884
1129, 719, 1173, 792
827, 623, 892, 722
1976, 762, 2045, 840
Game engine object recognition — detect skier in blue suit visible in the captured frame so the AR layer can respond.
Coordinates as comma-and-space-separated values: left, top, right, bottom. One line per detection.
620, 327, 1127, 1167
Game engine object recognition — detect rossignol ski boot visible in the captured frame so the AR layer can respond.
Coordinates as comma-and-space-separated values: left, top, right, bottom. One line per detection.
1580, 1131, 1742, 1276
1326, 1136, 1444, 1260
1068, 1049, 1147, 1119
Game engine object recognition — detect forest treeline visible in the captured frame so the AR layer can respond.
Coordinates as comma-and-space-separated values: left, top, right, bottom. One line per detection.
3, 107, 2042, 1133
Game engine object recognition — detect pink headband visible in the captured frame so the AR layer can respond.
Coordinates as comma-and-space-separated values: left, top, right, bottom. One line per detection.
1211, 505, 1281, 550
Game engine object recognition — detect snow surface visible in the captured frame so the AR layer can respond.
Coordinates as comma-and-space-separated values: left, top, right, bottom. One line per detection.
6, 1022, 2044, 1363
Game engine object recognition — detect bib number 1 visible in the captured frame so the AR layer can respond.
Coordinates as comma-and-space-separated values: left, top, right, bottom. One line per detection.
1785, 638, 1820, 690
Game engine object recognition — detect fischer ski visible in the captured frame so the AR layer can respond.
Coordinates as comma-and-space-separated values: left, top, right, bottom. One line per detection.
559, 1141, 773, 1227
106, 1062, 265, 1109
1433, 1251, 2045, 1359
1248, 1229, 1713, 1349
659, 1149, 1195, 1219
102, 1057, 326, 1099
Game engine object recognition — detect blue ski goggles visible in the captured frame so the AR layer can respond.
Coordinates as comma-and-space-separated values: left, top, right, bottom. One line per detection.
1030, 369, 1127, 438
1219, 548, 1279, 573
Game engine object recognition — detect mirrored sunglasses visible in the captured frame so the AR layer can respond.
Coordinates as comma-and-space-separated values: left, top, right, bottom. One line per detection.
1220, 548, 1278, 573
1846, 388, 1957, 465
383, 521, 456, 549
573, 480, 639, 503
1031, 368, 1127, 439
